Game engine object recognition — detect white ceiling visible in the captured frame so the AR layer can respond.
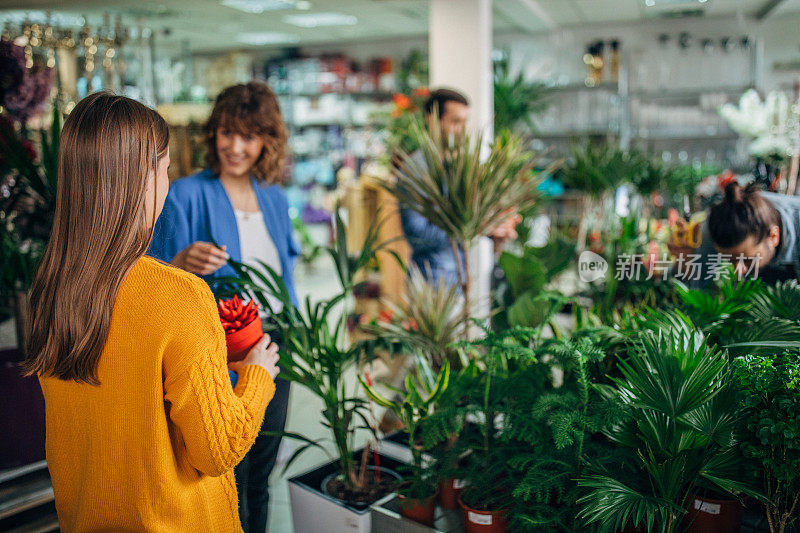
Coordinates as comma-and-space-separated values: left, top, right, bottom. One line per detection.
0, 0, 798, 54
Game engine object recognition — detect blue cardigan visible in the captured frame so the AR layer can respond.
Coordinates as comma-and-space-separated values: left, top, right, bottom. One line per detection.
148, 168, 300, 307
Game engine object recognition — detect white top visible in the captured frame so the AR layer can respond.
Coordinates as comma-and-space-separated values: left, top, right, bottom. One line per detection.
234, 209, 283, 313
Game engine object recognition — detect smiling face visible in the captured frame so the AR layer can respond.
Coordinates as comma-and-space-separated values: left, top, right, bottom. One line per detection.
215, 127, 264, 180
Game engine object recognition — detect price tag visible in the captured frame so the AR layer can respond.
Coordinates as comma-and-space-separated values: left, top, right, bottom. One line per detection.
468, 512, 493, 525
693, 499, 721, 515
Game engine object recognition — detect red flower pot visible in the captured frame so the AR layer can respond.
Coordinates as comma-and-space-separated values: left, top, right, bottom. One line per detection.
399, 487, 438, 526
458, 494, 508, 533
225, 317, 263, 362
684, 494, 744, 533
438, 478, 466, 510
219, 297, 263, 362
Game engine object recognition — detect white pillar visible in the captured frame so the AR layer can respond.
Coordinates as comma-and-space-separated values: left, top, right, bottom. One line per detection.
430, 0, 494, 325
429, 0, 493, 137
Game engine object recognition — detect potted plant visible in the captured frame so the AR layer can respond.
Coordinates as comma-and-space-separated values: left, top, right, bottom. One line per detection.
577, 311, 756, 533
214, 212, 402, 533
361, 354, 450, 527
390, 118, 549, 326
732, 351, 800, 533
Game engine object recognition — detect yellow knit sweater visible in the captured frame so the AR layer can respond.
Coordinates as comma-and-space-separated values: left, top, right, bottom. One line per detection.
39, 256, 275, 532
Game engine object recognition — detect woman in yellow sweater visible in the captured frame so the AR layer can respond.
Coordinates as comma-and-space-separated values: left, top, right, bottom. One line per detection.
23, 92, 279, 532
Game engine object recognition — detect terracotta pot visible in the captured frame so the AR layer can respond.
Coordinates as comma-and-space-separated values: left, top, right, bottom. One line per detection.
684, 494, 744, 533
438, 478, 466, 510
399, 487, 438, 526
458, 493, 508, 533
225, 317, 263, 362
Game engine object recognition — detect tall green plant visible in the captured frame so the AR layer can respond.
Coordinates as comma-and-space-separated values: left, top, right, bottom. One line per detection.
578, 312, 755, 533
391, 117, 549, 326
213, 211, 390, 493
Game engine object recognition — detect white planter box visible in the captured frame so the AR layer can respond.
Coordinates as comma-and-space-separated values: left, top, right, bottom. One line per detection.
288, 449, 406, 533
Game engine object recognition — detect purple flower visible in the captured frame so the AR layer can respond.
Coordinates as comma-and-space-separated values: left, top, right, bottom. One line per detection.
0, 39, 53, 122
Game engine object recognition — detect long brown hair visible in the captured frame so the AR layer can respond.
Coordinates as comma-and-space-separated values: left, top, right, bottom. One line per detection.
24, 92, 169, 384
204, 82, 287, 184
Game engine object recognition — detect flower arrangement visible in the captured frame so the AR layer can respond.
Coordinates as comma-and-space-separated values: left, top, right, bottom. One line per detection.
0, 38, 53, 123
719, 89, 797, 164
217, 296, 263, 362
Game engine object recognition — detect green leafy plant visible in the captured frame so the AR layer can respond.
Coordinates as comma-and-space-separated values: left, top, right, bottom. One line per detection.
361, 354, 450, 499
562, 143, 642, 251
494, 234, 575, 333
391, 117, 549, 326
733, 351, 800, 533
493, 56, 550, 136
368, 264, 465, 369
578, 312, 755, 533
213, 211, 392, 498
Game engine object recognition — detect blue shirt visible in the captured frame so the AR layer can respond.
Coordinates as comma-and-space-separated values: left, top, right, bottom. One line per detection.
148, 168, 300, 307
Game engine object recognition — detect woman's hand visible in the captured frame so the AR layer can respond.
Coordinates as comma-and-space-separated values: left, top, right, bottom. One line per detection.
228, 335, 280, 380
172, 242, 229, 275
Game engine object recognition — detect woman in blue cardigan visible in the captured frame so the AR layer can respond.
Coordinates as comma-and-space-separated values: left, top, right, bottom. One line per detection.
150, 82, 298, 533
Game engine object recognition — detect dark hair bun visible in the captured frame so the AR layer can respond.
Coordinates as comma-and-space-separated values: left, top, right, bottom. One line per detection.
723, 181, 742, 203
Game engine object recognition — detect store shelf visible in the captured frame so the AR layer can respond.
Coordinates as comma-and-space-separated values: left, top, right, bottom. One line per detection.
276, 90, 394, 99
634, 127, 739, 140
534, 129, 620, 138
631, 85, 753, 100
546, 81, 620, 92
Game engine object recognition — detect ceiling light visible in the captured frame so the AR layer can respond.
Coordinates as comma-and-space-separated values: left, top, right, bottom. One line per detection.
238, 32, 300, 45
283, 12, 357, 28
221, 0, 296, 14
643, 0, 710, 6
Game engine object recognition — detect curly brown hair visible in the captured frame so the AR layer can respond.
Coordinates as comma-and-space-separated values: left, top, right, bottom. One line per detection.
205, 82, 287, 184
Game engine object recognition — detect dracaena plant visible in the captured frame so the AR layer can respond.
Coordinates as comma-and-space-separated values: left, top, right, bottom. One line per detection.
360, 354, 450, 499
368, 264, 465, 370
577, 311, 756, 533
390, 116, 549, 327
212, 210, 391, 495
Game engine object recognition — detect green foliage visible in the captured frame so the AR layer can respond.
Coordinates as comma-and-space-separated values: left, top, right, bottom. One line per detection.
733, 351, 800, 532
429, 325, 615, 531
493, 56, 550, 136
212, 210, 389, 491
361, 354, 450, 499
495, 234, 576, 332
577, 315, 756, 533
561, 143, 642, 199
367, 265, 465, 369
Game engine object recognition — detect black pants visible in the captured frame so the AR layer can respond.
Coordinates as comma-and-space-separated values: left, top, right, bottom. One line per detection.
235, 376, 290, 533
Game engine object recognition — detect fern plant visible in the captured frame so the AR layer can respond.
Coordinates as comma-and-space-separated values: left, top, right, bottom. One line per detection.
431, 325, 615, 531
